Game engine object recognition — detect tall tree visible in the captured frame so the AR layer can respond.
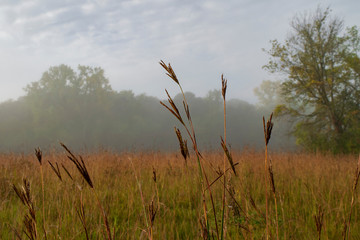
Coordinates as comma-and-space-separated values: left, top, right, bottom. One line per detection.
263, 7, 360, 153
24, 64, 113, 145
254, 80, 283, 110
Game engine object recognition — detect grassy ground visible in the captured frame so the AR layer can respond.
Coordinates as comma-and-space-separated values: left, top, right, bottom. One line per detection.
0, 149, 359, 239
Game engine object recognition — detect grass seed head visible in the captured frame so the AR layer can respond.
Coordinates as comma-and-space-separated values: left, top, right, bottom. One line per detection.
13, 178, 37, 239
175, 127, 190, 162
35, 147, 42, 165
159, 60, 179, 85
221, 74, 227, 100
314, 205, 324, 238
268, 158, 276, 194
263, 113, 274, 146
220, 136, 236, 176
152, 167, 157, 183
61, 163, 74, 181
160, 90, 184, 124
48, 161, 62, 182
148, 200, 158, 226
60, 143, 94, 188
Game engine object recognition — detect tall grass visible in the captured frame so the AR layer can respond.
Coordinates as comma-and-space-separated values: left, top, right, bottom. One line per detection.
34, 147, 47, 240
1, 61, 360, 239
2, 151, 360, 239
160, 60, 221, 239
160, 61, 240, 239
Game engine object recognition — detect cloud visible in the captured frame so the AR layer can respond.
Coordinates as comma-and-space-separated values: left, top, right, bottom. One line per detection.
0, 0, 359, 103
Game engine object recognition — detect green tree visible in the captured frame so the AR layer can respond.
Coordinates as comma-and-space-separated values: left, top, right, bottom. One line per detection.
254, 80, 283, 110
263, 7, 360, 153
24, 64, 114, 146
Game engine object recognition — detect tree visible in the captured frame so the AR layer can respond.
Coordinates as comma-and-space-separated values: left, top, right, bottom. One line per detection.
24, 64, 114, 146
254, 80, 283, 110
263, 7, 360, 153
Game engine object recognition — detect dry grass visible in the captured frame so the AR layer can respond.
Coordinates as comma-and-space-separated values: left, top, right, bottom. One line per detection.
0, 150, 359, 239
1, 61, 360, 240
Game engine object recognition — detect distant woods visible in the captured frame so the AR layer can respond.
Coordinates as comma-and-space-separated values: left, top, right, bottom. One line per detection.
0, 64, 293, 152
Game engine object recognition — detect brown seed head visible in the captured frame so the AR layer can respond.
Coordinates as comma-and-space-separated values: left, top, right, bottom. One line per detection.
148, 200, 158, 226
221, 74, 227, 100
34, 147, 42, 165
159, 60, 179, 85
152, 167, 157, 183
268, 158, 276, 194
314, 205, 324, 236
263, 113, 274, 146
60, 143, 93, 188
175, 127, 190, 161
48, 161, 62, 181
160, 89, 184, 124
220, 136, 236, 176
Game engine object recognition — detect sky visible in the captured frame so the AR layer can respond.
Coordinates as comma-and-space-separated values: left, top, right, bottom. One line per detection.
0, 0, 359, 103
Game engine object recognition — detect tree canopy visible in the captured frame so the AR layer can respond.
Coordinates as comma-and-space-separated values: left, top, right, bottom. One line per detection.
264, 7, 360, 153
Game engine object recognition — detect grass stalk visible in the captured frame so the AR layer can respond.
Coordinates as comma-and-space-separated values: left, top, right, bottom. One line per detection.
76, 192, 90, 240
160, 60, 220, 239
314, 204, 324, 240
263, 113, 273, 240
35, 148, 47, 240
264, 126, 269, 239
152, 167, 161, 211
129, 157, 151, 239
93, 190, 113, 240
60, 143, 113, 240
269, 157, 279, 240
13, 178, 38, 240
343, 154, 360, 240
279, 195, 286, 240
221, 74, 227, 240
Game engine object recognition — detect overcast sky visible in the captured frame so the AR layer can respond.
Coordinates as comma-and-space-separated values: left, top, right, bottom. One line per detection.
0, 0, 359, 103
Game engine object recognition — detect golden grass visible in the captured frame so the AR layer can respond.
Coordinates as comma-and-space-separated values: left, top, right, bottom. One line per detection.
1, 150, 359, 239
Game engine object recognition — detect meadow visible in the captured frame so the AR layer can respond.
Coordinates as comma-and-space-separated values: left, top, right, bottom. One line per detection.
1, 148, 359, 239
1, 62, 359, 240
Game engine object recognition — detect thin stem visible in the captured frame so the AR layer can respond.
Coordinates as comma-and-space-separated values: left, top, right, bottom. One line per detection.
178, 83, 220, 239
343, 155, 360, 240
221, 81, 227, 240
93, 190, 112, 240
129, 157, 150, 239
279, 195, 286, 240
180, 84, 220, 239
263, 114, 273, 240
274, 192, 279, 240
265, 144, 269, 240
40, 165, 47, 240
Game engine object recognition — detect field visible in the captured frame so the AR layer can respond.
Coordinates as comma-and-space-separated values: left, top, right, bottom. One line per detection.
1, 148, 359, 239
1, 64, 360, 240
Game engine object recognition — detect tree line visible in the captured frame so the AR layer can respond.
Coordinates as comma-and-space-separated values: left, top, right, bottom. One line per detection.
0, 64, 293, 153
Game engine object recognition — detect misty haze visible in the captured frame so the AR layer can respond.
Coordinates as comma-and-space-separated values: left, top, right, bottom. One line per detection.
0, 63, 294, 152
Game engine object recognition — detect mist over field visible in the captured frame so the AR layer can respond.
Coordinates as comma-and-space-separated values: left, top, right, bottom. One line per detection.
0, 64, 295, 153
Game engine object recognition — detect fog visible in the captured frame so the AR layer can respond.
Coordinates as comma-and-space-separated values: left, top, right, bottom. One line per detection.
0, 64, 295, 153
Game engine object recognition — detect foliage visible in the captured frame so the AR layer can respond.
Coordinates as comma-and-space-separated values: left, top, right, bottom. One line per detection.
254, 80, 283, 110
263, 7, 360, 153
